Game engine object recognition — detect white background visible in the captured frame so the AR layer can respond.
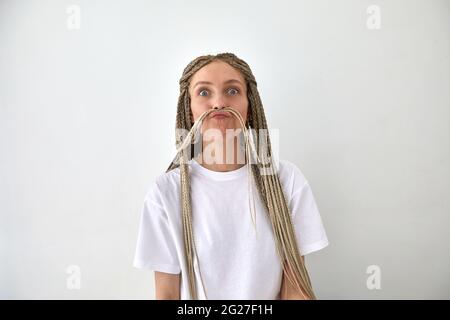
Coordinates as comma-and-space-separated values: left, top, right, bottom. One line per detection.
0, 0, 449, 299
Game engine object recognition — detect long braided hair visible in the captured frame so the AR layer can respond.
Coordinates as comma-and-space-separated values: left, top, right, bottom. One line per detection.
166, 52, 317, 300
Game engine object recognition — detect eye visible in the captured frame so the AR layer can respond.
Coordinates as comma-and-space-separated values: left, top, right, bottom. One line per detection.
199, 89, 209, 97
227, 88, 239, 96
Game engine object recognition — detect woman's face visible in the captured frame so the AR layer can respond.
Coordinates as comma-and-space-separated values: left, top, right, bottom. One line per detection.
188, 60, 248, 135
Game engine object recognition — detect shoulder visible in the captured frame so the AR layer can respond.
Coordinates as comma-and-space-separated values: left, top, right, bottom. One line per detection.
276, 159, 309, 198
277, 159, 308, 185
144, 166, 181, 205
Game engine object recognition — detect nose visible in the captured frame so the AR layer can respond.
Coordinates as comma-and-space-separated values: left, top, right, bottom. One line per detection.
211, 93, 228, 110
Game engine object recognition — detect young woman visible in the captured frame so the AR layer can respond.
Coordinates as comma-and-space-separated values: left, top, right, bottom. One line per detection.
133, 53, 329, 300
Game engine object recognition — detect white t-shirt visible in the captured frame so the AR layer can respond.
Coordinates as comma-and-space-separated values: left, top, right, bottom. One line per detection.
133, 158, 329, 300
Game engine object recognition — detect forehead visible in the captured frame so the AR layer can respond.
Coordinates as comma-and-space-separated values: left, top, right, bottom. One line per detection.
189, 60, 245, 87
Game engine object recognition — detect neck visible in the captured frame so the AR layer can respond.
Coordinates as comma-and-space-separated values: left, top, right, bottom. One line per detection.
194, 136, 246, 172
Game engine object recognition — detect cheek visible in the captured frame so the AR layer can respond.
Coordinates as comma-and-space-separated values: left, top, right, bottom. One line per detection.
189, 101, 206, 121
237, 99, 249, 120
226, 97, 248, 122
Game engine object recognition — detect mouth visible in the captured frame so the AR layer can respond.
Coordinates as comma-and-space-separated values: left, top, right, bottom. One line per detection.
210, 111, 231, 119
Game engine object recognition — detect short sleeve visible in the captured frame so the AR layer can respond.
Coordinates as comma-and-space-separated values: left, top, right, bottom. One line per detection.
133, 184, 181, 274
289, 181, 329, 256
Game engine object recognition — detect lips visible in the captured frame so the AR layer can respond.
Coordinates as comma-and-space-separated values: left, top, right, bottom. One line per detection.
210, 111, 231, 119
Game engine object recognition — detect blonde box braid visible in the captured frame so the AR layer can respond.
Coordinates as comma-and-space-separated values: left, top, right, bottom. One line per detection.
166, 53, 317, 300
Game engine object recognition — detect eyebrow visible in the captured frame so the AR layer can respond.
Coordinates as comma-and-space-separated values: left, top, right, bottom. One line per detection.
192, 79, 244, 89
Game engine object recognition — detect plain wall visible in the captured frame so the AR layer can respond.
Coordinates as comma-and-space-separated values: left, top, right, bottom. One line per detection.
0, 0, 449, 299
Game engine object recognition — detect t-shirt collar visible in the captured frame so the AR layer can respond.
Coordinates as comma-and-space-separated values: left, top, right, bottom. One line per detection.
189, 158, 248, 181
